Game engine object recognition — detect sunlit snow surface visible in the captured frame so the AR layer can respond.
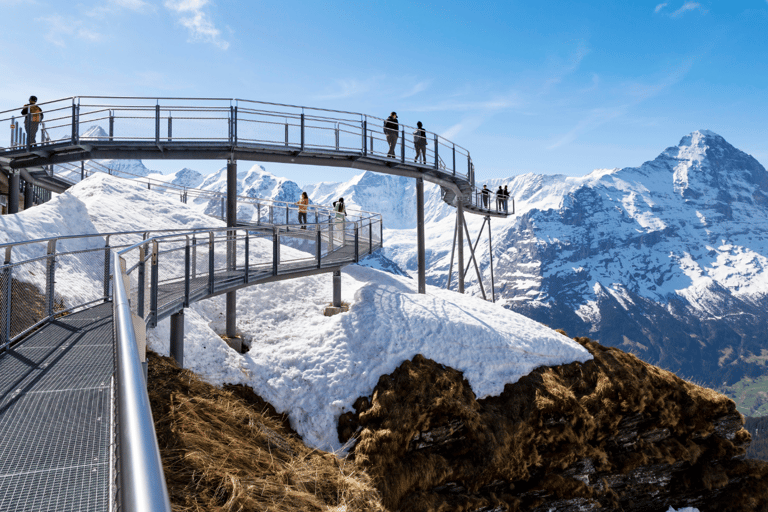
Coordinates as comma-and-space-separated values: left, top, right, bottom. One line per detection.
1, 173, 591, 453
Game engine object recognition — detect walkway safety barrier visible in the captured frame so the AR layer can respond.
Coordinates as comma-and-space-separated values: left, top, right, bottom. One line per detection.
1, 96, 505, 215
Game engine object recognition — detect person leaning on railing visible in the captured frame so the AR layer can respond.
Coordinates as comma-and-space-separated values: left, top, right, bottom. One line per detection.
414, 121, 427, 164
296, 192, 309, 229
384, 112, 399, 158
481, 184, 490, 209
20, 95, 43, 146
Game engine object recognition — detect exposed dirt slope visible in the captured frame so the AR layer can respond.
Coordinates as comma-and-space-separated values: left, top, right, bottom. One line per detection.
339, 337, 768, 511
147, 352, 385, 512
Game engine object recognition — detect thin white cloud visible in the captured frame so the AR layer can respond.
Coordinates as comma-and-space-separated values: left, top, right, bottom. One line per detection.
400, 80, 431, 99
315, 78, 378, 100
655, 3, 668, 13
671, 2, 705, 17
38, 15, 103, 47
164, 0, 229, 50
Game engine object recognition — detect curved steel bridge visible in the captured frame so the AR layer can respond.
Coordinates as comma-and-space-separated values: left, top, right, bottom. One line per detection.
0, 97, 514, 512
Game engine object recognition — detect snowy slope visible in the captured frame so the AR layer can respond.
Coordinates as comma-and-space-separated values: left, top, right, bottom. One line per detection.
2, 172, 591, 453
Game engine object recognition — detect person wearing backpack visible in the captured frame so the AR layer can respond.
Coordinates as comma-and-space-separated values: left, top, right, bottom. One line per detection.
384, 112, 399, 158
496, 186, 504, 212
332, 197, 347, 246
413, 121, 427, 164
20, 96, 43, 146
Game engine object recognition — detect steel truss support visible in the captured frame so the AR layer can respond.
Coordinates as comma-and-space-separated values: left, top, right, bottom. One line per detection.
8, 171, 19, 214
446, 211, 496, 302
226, 159, 237, 339
170, 309, 184, 368
416, 177, 426, 294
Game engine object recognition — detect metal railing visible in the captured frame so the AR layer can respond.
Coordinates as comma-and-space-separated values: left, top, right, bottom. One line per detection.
1, 96, 511, 213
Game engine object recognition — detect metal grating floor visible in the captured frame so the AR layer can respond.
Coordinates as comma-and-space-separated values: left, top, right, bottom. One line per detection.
0, 303, 114, 512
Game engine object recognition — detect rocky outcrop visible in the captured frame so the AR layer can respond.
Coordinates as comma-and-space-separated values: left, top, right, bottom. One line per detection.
339, 338, 768, 511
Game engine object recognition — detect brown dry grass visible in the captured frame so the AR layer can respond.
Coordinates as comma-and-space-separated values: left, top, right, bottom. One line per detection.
147, 351, 385, 512
340, 337, 768, 511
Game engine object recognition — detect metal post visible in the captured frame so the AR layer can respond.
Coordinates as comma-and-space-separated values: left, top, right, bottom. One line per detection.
416, 177, 426, 294
232, 106, 238, 145
71, 101, 78, 144
457, 201, 464, 294
208, 232, 215, 294
354, 225, 359, 262
369, 219, 373, 254
168, 112, 172, 142
81, 161, 85, 181
285, 205, 289, 225
362, 118, 367, 155
257, 202, 261, 224
137, 244, 146, 318
170, 310, 184, 368
401, 127, 405, 163
272, 227, 279, 275
44, 240, 57, 317
109, 110, 114, 141
244, 230, 250, 284
300, 112, 305, 151
150, 241, 159, 327
8, 172, 19, 214
191, 235, 197, 279
10, 116, 15, 147
155, 104, 160, 144
333, 270, 341, 307
316, 229, 322, 268
1, 250, 12, 350
487, 216, 495, 303
434, 134, 439, 169
103, 236, 111, 301
285, 119, 289, 146
269, 205, 274, 224
226, 160, 237, 339
452, 144, 456, 176
462, 213, 486, 300
184, 239, 190, 307
23, 180, 33, 209
335, 123, 339, 150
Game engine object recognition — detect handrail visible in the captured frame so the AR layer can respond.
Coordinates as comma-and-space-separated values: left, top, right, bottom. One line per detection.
112, 251, 172, 512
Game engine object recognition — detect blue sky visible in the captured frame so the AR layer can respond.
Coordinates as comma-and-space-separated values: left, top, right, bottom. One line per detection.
1, 0, 766, 186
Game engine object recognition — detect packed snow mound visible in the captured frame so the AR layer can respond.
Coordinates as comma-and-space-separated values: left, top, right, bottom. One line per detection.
148, 264, 592, 452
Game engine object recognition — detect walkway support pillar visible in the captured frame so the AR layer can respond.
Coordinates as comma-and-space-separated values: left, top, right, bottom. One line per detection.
416, 177, 426, 294
226, 159, 238, 343
8, 171, 19, 214
23, 180, 33, 209
170, 310, 184, 368
457, 200, 465, 293
333, 270, 342, 307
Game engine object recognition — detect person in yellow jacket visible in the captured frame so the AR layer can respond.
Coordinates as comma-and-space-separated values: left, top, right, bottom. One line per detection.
20, 95, 43, 146
296, 191, 309, 229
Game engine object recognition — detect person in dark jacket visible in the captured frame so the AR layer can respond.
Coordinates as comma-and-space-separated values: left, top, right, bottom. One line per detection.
481, 185, 490, 208
384, 112, 399, 158
413, 121, 427, 164
503, 185, 510, 213
496, 186, 504, 211
20, 96, 43, 145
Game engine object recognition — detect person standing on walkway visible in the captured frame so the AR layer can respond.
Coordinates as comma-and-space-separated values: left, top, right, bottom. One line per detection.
496, 186, 504, 211
413, 121, 427, 164
503, 185, 510, 213
296, 191, 309, 229
333, 197, 347, 246
384, 112, 399, 158
21, 96, 43, 146
481, 185, 490, 209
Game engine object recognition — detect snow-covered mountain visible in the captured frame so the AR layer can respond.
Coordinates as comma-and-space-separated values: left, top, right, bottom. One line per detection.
149, 167, 204, 189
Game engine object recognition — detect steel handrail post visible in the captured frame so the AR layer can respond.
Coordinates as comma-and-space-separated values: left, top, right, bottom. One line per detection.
434, 134, 438, 169
168, 111, 172, 142
208, 232, 215, 294
137, 244, 146, 319
300, 112, 305, 151
191, 235, 197, 279
362, 117, 367, 156
103, 235, 111, 302
71, 100, 78, 145
109, 110, 114, 140
45, 240, 57, 317
452, 144, 456, 176
272, 226, 278, 276
112, 252, 173, 512
154, 104, 160, 145
269, 204, 273, 224
335, 122, 339, 150
233, 105, 238, 145
149, 240, 159, 327
10, 116, 15, 147
1, 249, 12, 350
354, 224, 359, 262
401, 127, 405, 163
316, 228, 321, 269
244, 230, 250, 284
284, 118, 289, 146
369, 219, 372, 254
285, 205, 289, 225
184, 237, 191, 307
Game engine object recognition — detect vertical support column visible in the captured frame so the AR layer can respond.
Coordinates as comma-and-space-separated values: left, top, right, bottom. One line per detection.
150, 241, 159, 327
1, 249, 12, 350
170, 309, 184, 368
8, 171, 19, 214
457, 201, 465, 294
103, 236, 111, 302
23, 180, 33, 209
109, 110, 114, 141
401, 127, 405, 163
81, 161, 85, 181
333, 270, 341, 307
45, 240, 57, 317
416, 177, 426, 294
487, 216, 495, 303
300, 112, 305, 152
362, 118, 367, 155
137, 244, 146, 318
168, 112, 173, 142
226, 160, 237, 340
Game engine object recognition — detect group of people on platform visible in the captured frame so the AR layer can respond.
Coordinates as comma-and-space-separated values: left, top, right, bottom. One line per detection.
384, 112, 429, 164
481, 184, 510, 213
